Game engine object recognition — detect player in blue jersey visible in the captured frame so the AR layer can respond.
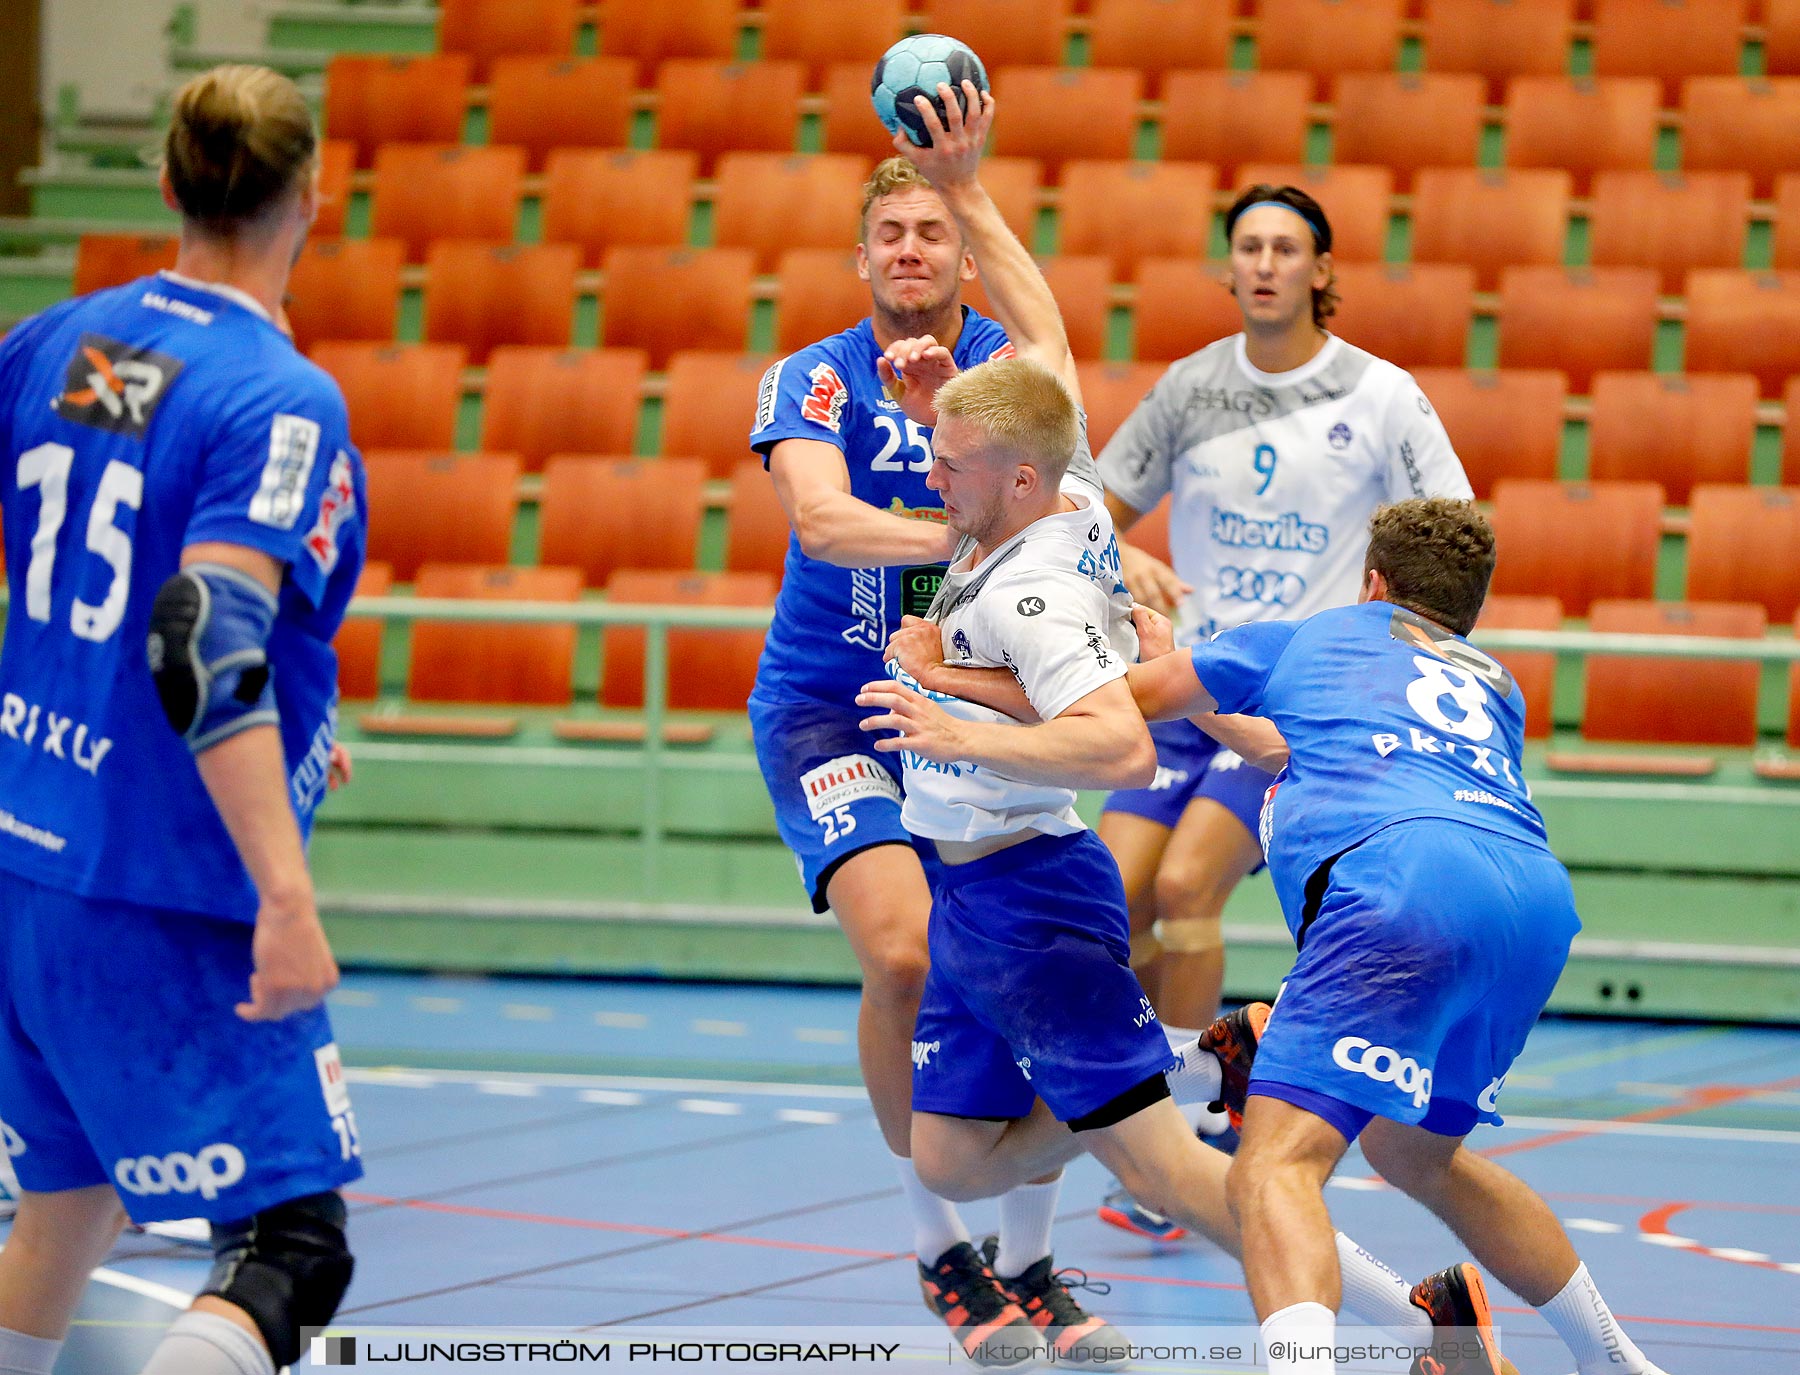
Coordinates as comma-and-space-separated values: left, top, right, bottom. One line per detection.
748, 101, 1127, 1360
1124, 498, 1670, 1375
0, 66, 364, 1375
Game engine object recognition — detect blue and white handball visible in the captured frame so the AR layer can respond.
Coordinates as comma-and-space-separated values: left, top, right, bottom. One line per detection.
870, 34, 989, 147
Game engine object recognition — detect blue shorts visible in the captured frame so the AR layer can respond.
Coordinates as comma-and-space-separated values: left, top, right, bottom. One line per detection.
749, 692, 939, 912
912, 831, 1178, 1125
1102, 718, 1273, 870
0, 869, 363, 1223
1249, 819, 1579, 1142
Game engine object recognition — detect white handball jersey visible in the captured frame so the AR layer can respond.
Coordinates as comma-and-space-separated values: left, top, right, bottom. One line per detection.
1098, 334, 1472, 645
892, 475, 1139, 843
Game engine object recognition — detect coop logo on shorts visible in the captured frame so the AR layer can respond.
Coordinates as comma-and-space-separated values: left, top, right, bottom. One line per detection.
912, 1039, 941, 1069
54, 333, 183, 438
1332, 1037, 1433, 1109
800, 362, 848, 432
1478, 1075, 1505, 1114
0, 1117, 26, 1158
114, 1143, 247, 1201
800, 754, 902, 820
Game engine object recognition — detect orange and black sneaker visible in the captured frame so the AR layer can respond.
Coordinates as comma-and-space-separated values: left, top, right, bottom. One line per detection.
1408, 1263, 1515, 1375
1195, 1001, 1272, 1129
986, 1245, 1130, 1372
918, 1241, 1040, 1370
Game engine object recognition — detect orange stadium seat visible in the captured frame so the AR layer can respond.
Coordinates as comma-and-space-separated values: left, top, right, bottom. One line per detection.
539, 456, 706, 585
974, 157, 1045, 246
774, 250, 870, 352
1472, 594, 1563, 739
1679, 78, 1800, 198
655, 61, 803, 172
73, 233, 176, 296
1770, 175, 1800, 270
1058, 161, 1217, 278
1588, 171, 1751, 294
370, 144, 525, 264
1495, 266, 1658, 394
1330, 73, 1486, 191
920, 0, 1070, 66
1590, 0, 1743, 106
438, 0, 580, 79
598, 0, 740, 76
1409, 368, 1567, 498
1410, 168, 1571, 291
540, 150, 696, 267
759, 0, 904, 87
1792, 609, 1800, 751
1132, 258, 1242, 361
600, 247, 755, 367
601, 570, 776, 710
962, 256, 1111, 359
725, 460, 792, 579
314, 139, 355, 238
1234, 165, 1394, 263
480, 346, 648, 472
1256, 0, 1405, 99
822, 62, 914, 160
1688, 485, 1800, 620
486, 57, 637, 171
989, 68, 1142, 179
1086, 0, 1233, 95
662, 352, 774, 478
1502, 77, 1659, 194
423, 243, 580, 364
1684, 270, 1800, 397
324, 55, 470, 166
1159, 71, 1311, 182
362, 451, 522, 581
409, 564, 582, 706
1784, 376, 1800, 480
1423, 0, 1573, 102
285, 239, 404, 351
1328, 263, 1475, 368
1488, 479, 1664, 614
1587, 371, 1757, 502
335, 562, 393, 701
713, 153, 872, 272
1768, 0, 1800, 75
1581, 599, 1766, 746
309, 342, 467, 452
1076, 362, 1164, 452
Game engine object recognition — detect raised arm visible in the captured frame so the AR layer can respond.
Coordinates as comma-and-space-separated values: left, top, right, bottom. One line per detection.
769, 437, 957, 567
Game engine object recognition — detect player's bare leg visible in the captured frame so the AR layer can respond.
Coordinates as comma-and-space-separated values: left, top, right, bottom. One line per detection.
1224, 1097, 1349, 1318
0, 1185, 128, 1340
1097, 811, 1171, 1005
1152, 799, 1264, 1029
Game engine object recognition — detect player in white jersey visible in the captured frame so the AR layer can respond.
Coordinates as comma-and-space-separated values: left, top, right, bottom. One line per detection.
1094, 184, 1473, 1239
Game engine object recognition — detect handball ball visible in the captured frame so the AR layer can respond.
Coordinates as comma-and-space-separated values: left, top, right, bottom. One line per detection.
870, 34, 989, 147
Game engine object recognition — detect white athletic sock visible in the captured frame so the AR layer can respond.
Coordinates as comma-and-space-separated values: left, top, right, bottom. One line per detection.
136, 1310, 274, 1375
993, 1177, 1060, 1279
892, 1151, 968, 1267
1162, 1024, 1204, 1048
1333, 1232, 1432, 1338
1260, 1301, 1338, 1375
0, 1326, 61, 1375
1537, 1263, 1658, 1375
1165, 1033, 1224, 1106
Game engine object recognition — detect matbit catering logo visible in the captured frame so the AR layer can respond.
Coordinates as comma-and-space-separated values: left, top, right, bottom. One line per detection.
800, 755, 901, 820
800, 362, 848, 432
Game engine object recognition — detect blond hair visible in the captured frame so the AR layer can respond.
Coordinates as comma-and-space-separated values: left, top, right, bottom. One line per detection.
935, 358, 1078, 480
165, 65, 316, 232
859, 156, 940, 241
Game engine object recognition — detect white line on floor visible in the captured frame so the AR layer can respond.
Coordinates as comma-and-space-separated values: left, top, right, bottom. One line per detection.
503, 1004, 556, 1022
678, 1099, 744, 1116
1564, 1219, 1625, 1234
595, 1012, 650, 1029
691, 1020, 748, 1037
776, 1108, 842, 1125
579, 1089, 646, 1106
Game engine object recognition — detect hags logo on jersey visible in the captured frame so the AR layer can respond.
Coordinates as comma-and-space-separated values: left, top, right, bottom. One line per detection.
115, 1142, 247, 1201
54, 334, 183, 439
800, 362, 848, 432
304, 451, 358, 573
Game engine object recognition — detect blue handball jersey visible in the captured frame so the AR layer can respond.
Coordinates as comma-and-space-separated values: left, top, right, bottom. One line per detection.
749, 307, 1013, 703
0, 272, 367, 921
1189, 600, 1551, 939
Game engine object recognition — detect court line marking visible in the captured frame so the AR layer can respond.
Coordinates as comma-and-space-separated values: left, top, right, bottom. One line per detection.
1480, 1075, 1800, 1159
1639, 1202, 1800, 1276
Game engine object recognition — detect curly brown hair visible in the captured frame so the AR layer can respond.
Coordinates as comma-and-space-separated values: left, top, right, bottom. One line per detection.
1364, 497, 1496, 637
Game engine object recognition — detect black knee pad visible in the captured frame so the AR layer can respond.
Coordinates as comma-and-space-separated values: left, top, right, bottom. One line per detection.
202, 1191, 354, 1369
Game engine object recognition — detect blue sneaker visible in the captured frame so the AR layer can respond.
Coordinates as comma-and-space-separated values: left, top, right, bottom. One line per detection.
1096, 1182, 1187, 1242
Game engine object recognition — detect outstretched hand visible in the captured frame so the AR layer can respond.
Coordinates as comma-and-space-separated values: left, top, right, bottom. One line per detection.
894, 80, 994, 191
876, 336, 959, 425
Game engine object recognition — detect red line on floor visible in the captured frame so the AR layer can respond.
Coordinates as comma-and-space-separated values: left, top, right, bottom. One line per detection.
1477, 1075, 1800, 1160
1637, 1200, 1798, 1277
